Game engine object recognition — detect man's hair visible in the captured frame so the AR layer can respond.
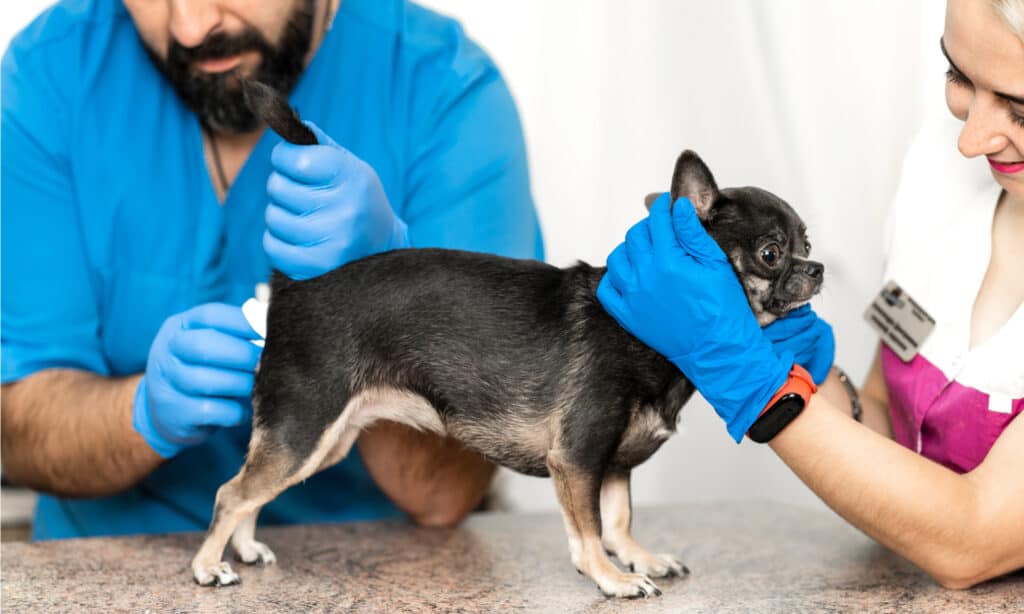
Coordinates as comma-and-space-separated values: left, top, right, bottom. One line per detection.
992, 0, 1024, 41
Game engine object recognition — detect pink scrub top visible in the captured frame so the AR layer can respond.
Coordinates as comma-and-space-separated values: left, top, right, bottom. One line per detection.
880, 118, 1023, 474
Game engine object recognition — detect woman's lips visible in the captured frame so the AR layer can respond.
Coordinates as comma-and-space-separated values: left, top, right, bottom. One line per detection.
988, 157, 1024, 174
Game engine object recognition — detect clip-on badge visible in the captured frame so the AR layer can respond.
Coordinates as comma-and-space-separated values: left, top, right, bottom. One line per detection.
863, 281, 936, 362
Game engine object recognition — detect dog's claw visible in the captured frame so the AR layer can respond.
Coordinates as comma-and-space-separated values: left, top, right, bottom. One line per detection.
595, 570, 661, 599
233, 540, 277, 566
193, 561, 241, 587
619, 551, 687, 579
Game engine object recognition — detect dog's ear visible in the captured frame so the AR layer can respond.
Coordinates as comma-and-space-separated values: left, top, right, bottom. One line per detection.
670, 150, 719, 220
643, 193, 661, 211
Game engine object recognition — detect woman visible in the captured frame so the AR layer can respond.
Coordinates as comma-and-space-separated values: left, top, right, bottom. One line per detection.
599, 0, 1023, 589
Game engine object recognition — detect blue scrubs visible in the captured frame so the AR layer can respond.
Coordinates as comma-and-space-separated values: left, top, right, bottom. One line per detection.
1, 0, 543, 539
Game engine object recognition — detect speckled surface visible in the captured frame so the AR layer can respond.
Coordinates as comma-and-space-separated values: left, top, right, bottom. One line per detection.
2, 501, 1021, 613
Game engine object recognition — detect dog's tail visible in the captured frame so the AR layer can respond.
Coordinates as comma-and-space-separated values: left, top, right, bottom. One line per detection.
241, 80, 317, 295
240, 79, 318, 146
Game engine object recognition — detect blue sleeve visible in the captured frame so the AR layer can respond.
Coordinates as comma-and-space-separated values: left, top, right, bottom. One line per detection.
401, 26, 544, 261
1, 34, 108, 383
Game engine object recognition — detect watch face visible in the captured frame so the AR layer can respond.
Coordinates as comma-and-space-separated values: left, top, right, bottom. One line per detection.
748, 393, 806, 443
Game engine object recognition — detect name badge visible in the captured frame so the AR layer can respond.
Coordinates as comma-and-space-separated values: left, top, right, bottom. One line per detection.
863, 281, 936, 362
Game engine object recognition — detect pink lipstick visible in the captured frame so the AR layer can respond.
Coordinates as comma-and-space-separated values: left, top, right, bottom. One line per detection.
988, 157, 1024, 174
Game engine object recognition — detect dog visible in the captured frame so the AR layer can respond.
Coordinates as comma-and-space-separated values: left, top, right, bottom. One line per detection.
191, 82, 824, 598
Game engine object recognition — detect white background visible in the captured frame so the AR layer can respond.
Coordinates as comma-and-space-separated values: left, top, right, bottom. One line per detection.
3, 1, 949, 515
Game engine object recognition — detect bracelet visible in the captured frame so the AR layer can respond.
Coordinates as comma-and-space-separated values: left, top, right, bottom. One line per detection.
834, 366, 863, 422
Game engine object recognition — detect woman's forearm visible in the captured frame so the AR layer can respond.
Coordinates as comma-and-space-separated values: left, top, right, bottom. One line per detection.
769, 394, 1023, 588
1, 369, 162, 497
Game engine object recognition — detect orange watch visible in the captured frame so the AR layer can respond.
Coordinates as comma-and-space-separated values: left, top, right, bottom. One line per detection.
747, 364, 817, 443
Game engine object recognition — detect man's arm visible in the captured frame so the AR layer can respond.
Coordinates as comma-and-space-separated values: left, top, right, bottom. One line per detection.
1, 369, 162, 497
770, 392, 1024, 588
358, 423, 496, 527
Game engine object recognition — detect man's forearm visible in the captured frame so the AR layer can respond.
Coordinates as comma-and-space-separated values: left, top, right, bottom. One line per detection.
1, 369, 162, 497
769, 395, 1022, 588
357, 421, 495, 527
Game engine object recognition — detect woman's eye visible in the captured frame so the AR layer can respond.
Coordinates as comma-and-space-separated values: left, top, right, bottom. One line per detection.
945, 67, 971, 88
760, 245, 780, 266
1009, 108, 1024, 129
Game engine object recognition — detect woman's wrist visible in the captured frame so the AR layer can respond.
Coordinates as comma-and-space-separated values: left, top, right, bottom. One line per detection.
833, 366, 863, 422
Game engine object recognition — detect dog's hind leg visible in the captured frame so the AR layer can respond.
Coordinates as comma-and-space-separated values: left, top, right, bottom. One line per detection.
191, 429, 298, 586
193, 387, 394, 586
227, 415, 365, 568
192, 417, 359, 586
547, 451, 661, 598
230, 508, 276, 566
600, 471, 688, 578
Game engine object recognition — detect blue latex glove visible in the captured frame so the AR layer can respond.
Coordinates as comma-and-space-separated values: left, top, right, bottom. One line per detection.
133, 303, 263, 458
597, 194, 794, 442
763, 304, 835, 385
263, 122, 410, 281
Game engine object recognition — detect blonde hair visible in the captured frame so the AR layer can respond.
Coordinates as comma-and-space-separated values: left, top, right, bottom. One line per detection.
992, 0, 1024, 40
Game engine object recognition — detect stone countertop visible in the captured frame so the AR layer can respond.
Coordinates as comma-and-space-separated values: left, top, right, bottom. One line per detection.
2, 501, 1021, 613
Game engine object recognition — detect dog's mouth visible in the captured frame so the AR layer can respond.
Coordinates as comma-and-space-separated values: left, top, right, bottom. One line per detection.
765, 296, 811, 316
765, 272, 823, 316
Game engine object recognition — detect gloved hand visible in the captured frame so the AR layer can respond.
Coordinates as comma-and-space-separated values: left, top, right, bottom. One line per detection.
597, 194, 793, 442
763, 304, 835, 385
263, 122, 410, 281
133, 303, 263, 458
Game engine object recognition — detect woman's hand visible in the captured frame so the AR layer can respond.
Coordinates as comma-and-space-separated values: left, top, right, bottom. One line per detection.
597, 194, 793, 441
763, 305, 835, 385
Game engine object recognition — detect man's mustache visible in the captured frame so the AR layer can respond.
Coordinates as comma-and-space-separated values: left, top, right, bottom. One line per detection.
168, 30, 268, 67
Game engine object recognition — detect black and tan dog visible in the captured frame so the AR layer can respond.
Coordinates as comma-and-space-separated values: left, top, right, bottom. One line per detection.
191, 82, 824, 597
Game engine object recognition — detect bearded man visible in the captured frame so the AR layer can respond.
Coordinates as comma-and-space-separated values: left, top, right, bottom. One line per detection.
1, 0, 543, 539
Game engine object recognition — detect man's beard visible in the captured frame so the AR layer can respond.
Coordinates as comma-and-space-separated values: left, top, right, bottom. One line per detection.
144, 1, 316, 134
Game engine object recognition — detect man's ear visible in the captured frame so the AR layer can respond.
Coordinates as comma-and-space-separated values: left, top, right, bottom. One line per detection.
670, 150, 719, 220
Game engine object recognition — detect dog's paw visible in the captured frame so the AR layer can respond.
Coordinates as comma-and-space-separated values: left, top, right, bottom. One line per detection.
234, 540, 277, 566
594, 571, 661, 599
193, 561, 241, 587
624, 552, 689, 578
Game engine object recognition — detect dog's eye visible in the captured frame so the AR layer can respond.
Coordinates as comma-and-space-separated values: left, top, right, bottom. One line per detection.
804, 240, 812, 255
760, 244, 781, 266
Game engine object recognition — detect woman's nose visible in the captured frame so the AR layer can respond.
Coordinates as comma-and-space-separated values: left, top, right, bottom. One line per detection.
958, 95, 1011, 158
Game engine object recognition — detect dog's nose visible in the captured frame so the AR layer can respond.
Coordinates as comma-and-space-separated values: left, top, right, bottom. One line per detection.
798, 261, 823, 279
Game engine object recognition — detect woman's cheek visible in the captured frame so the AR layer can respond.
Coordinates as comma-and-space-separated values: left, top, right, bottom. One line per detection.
945, 83, 970, 121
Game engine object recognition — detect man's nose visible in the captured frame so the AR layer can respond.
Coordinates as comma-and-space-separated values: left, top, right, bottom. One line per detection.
958, 94, 1011, 159
169, 0, 224, 49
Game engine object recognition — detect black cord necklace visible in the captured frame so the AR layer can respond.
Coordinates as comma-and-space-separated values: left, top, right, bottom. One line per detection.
203, 123, 230, 198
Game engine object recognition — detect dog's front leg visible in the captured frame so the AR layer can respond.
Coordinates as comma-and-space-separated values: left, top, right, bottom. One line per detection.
599, 471, 688, 578
547, 452, 661, 598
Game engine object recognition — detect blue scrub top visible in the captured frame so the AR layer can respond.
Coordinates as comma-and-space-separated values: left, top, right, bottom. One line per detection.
1, 0, 543, 539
